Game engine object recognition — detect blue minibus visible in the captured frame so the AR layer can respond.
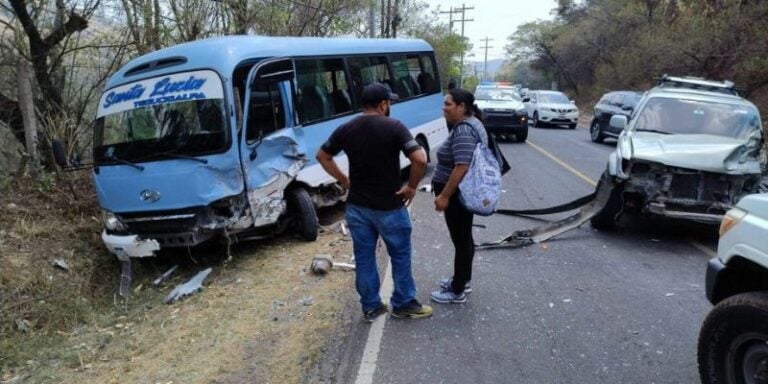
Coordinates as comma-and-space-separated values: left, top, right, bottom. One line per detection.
92, 36, 447, 270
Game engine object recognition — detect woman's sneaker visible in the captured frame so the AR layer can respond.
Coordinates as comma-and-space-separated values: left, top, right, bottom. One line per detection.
430, 289, 467, 304
439, 277, 472, 293
391, 299, 433, 319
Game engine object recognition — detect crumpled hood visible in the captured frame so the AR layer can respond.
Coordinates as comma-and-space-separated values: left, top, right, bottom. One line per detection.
476, 99, 525, 112
624, 132, 762, 174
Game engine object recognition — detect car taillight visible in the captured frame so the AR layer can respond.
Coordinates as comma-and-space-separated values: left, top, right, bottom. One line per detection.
719, 208, 747, 237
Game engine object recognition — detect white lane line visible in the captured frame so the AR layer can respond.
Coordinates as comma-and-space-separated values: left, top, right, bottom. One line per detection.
355, 206, 412, 384
526, 139, 718, 257
354, 261, 393, 384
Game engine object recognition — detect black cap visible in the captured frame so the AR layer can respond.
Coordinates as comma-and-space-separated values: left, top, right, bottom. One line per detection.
361, 83, 398, 106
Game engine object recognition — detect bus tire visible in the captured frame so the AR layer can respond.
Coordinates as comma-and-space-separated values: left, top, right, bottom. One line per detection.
287, 187, 318, 241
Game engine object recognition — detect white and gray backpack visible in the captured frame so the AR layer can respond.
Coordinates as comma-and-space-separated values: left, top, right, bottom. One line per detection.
457, 121, 501, 216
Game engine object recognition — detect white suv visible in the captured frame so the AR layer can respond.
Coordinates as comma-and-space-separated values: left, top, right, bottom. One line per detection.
523, 90, 579, 129
698, 193, 768, 384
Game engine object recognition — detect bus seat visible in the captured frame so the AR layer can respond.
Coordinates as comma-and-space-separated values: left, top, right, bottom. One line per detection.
395, 77, 413, 98
331, 89, 352, 114
418, 72, 435, 93
301, 85, 330, 122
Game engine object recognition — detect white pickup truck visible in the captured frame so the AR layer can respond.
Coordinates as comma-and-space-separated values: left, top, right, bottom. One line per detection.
698, 193, 768, 384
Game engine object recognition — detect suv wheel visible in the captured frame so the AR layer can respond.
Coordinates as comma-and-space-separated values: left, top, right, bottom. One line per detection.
590, 173, 623, 230
698, 292, 768, 384
590, 120, 605, 143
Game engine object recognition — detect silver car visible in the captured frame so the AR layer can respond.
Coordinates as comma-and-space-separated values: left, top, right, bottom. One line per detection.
591, 75, 765, 229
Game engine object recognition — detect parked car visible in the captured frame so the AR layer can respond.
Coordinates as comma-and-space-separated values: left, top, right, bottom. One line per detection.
591, 75, 765, 230
698, 193, 768, 384
473, 86, 528, 142
524, 90, 579, 129
589, 91, 643, 143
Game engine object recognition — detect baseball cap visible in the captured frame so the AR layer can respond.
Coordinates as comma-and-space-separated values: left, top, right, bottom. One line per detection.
361, 83, 399, 106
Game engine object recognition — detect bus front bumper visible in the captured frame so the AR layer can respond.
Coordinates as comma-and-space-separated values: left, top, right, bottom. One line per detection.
102, 230, 161, 260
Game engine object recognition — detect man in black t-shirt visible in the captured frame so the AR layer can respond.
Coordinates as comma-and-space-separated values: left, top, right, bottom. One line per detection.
316, 83, 432, 321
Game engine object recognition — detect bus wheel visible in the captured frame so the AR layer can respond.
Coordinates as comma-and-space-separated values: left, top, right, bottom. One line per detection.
287, 187, 318, 241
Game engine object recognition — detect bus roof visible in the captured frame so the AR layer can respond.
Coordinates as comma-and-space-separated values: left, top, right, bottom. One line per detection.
106, 36, 434, 88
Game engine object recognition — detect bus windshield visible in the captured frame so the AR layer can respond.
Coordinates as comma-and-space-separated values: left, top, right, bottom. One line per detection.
94, 70, 228, 164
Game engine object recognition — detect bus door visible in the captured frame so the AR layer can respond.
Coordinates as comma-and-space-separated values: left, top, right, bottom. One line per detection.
240, 57, 305, 227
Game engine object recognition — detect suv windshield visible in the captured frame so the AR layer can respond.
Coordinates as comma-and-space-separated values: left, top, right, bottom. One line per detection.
94, 70, 228, 164
538, 92, 569, 104
475, 88, 521, 101
633, 97, 760, 139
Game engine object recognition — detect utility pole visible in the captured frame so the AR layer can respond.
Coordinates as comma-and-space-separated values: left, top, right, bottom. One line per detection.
480, 37, 493, 81
438, 6, 460, 33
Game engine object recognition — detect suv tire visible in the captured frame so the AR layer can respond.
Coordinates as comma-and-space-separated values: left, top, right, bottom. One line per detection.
590, 173, 623, 230
698, 291, 768, 384
516, 129, 528, 143
590, 120, 605, 143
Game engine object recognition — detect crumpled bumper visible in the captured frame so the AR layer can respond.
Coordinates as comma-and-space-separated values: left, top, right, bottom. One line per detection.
102, 231, 160, 259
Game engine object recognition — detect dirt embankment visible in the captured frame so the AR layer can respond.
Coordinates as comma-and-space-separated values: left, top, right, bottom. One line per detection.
1, 173, 357, 383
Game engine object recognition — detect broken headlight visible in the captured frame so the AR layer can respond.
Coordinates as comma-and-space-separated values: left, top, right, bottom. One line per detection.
102, 210, 127, 232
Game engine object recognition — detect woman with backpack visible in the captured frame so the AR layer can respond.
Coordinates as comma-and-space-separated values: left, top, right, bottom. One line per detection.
430, 88, 489, 304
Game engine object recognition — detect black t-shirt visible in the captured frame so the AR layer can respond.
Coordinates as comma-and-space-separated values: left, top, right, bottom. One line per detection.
321, 115, 420, 211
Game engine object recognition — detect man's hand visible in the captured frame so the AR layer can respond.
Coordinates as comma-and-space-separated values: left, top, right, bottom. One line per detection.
434, 194, 449, 212
340, 177, 350, 191
395, 185, 416, 206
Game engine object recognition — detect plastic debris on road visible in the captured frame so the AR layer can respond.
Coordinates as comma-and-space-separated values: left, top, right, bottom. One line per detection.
163, 268, 213, 304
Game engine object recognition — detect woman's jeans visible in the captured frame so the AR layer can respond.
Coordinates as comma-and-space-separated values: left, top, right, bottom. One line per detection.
433, 182, 475, 294
345, 203, 416, 312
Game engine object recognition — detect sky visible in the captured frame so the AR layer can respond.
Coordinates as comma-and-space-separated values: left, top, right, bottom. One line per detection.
420, 0, 557, 61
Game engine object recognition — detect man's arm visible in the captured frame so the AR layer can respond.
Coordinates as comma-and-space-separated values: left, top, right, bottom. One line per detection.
395, 147, 427, 206
316, 148, 350, 190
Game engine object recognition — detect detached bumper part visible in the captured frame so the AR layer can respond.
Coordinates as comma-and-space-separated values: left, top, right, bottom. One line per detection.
102, 231, 161, 297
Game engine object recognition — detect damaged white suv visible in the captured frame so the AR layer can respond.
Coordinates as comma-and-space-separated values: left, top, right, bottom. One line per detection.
591, 76, 765, 229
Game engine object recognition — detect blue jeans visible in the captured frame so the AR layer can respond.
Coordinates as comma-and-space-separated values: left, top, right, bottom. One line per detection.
345, 203, 416, 312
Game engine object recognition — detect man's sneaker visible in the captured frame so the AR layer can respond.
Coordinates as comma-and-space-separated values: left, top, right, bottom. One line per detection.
363, 303, 389, 323
430, 289, 467, 304
391, 299, 433, 319
439, 277, 472, 293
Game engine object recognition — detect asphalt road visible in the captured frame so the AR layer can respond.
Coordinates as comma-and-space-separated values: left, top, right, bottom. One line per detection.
334, 124, 717, 384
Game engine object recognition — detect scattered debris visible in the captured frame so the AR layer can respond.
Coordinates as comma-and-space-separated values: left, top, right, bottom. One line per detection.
52, 259, 69, 271
163, 268, 213, 304
563, 298, 572, 303
310, 255, 356, 275
664, 292, 675, 297
6, 203, 17, 210
472, 223, 487, 229
417, 184, 432, 193
153, 265, 179, 286
298, 296, 314, 306
15, 319, 31, 333
340, 222, 349, 236
548, 302, 555, 308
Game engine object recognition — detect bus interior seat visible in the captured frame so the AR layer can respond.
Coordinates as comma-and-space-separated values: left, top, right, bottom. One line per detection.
418, 72, 435, 93
331, 89, 352, 114
301, 85, 330, 122
394, 76, 413, 98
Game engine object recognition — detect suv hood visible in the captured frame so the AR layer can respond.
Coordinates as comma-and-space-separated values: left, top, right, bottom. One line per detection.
476, 99, 525, 112
623, 132, 762, 174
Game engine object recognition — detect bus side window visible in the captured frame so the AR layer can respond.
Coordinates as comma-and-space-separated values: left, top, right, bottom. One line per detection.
246, 82, 285, 143
348, 55, 393, 110
418, 54, 439, 94
295, 58, 353, 124
389, 55, 415, 100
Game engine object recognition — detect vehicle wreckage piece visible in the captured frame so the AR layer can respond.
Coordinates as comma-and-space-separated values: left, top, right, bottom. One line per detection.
310, 256, 356, 274
102, 232, 161, 297
476, 180, 612, 249
164, 267, 213, 304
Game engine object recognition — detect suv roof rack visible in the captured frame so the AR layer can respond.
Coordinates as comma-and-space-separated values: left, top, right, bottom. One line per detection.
655, 74, 742, 96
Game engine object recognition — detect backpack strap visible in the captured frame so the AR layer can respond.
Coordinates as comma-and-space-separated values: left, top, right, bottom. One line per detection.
454, 120, 484, 146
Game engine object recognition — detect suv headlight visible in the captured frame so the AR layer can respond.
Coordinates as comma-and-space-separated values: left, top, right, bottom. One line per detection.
102, 210, 127, 232
719, 207, 747, 237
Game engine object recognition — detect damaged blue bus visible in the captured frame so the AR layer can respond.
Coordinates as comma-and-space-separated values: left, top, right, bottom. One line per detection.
93, 36, 447, 275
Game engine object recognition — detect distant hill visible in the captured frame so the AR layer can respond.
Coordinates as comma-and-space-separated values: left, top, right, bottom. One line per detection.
468, 58, 507, 79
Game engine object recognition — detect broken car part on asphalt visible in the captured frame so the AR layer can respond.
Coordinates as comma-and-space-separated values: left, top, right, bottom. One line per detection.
310, 255, 355, 275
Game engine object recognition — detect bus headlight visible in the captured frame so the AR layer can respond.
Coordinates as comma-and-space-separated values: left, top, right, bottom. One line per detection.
102, 210, 127, 232
719, 208, 746, 237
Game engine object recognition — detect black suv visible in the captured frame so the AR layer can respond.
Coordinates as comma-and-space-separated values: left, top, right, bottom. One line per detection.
589, 91, 643, 143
